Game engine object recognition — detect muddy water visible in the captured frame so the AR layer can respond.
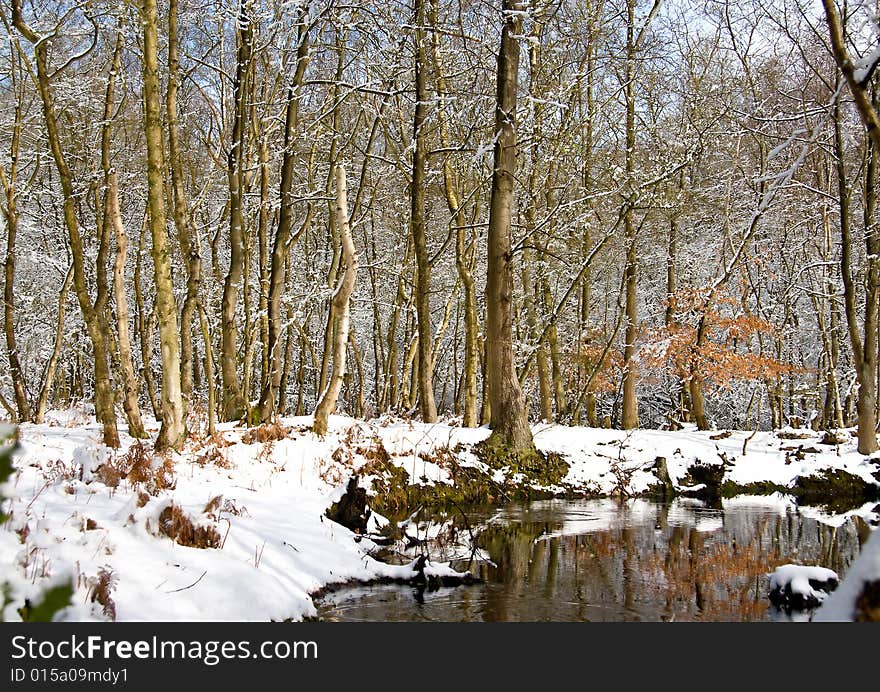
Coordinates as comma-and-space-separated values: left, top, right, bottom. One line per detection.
317, 498, 873, 621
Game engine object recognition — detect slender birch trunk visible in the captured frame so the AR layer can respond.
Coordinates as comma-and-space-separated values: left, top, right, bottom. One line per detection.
102, 26, 147, 439
314, 165, 357, 436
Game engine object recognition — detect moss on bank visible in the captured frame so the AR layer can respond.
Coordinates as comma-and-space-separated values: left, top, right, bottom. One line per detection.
361, 439, 571, 520
356, 436, 878, 520
791, 469, 880, 514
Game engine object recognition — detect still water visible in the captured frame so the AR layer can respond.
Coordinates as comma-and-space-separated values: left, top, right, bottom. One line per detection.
317, 497, 873, 622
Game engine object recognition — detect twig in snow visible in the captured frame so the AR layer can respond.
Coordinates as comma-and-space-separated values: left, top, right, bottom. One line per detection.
165, 570, 207, 593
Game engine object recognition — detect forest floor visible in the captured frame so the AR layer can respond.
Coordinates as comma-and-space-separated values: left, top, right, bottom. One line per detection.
1, 409, 879, 621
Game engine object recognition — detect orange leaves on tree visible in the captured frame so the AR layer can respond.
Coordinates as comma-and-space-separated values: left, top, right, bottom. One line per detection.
643, 287, 795, 391
568, 326, 623, 394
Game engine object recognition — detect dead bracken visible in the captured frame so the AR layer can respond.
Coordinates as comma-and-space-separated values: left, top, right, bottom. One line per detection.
158, 502, 221, 549
86, 567, 117, 621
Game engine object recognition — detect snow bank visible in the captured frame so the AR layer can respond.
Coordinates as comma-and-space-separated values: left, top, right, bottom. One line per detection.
814, 529, 880, 621
768, 564, 839, 609
0, 415, 468, 622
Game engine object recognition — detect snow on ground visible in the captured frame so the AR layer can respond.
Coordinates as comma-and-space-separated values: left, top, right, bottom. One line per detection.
1, 414, 878, 621
814, 528, 880, 621
0, 415, 462, 622
530, 423, 880, 494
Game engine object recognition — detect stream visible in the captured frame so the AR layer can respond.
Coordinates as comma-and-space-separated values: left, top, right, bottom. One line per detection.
317, 497, 875, 621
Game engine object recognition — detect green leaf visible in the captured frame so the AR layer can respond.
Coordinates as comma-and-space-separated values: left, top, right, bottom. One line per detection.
0, 424, 18, 524
17, 582, 75, 622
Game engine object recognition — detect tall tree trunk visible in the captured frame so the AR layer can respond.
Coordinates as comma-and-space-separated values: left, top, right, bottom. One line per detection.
102, 26, 147, 439
168, 0, 202, 412
833, 86, 879, 453
823, 0, 880, 454
484, 0, 535, 457
258, 13, 312, 422
313, 165, 358, 436
411, 0, 438, 423
12, 2, 119, 447
578, 2, 603, 427
220, 2, 252, 421
620, 0, 639, 430
142, 0, 186, 451
317, 32, 347, 402
430, 0, 478, 426
0, 60, 30, 422
257, 139, 270, 393
523, 28, 552, 423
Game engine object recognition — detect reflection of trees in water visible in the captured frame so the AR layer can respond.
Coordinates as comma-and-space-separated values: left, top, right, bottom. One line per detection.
472, 502, 864, 621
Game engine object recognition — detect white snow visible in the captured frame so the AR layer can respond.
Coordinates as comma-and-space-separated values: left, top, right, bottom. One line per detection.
814, 528, 880, 621
0, 415, 466, 622
2, 414, 878, 621
769, 564, 839, 604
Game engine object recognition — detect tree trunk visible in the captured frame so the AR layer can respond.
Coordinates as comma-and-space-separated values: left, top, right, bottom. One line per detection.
0, 73, 30, 422
142, 0, 186, 451
314, 165, 358, 436
411, 0, 438, 423
168, 0, 202, 411
823, 0, 880, 454
12, 2, 119, 447
834, 88, 879, 453
220, 4, 252, 421
430, 0, 478, 426
258, 14, 312, 422
102, 26, 147, 439
484, 0, 535, 457
620, 0, 639, 430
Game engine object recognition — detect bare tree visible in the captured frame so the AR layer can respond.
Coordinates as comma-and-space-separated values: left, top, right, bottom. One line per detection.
11, 1, 119, 447
220, 1, 254, 422
410, 0, 439, 423
822, 0, 879, 454
0, 46, 30, 422
101, 23, 147, 439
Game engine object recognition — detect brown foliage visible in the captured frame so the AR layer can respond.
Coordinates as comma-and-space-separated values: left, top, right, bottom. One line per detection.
126, 443, 176, 494
94, 442, 175, 495
158, 502, 221, 549
87, 567, 117, 621
642, 286, 797, 391
94, 455, 126, 488
854, 580, 880, 622
241, 422, 290, 445
203, 495, 223, 516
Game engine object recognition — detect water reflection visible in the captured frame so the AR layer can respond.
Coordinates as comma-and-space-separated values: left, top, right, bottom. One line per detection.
318, 497, 873, 622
